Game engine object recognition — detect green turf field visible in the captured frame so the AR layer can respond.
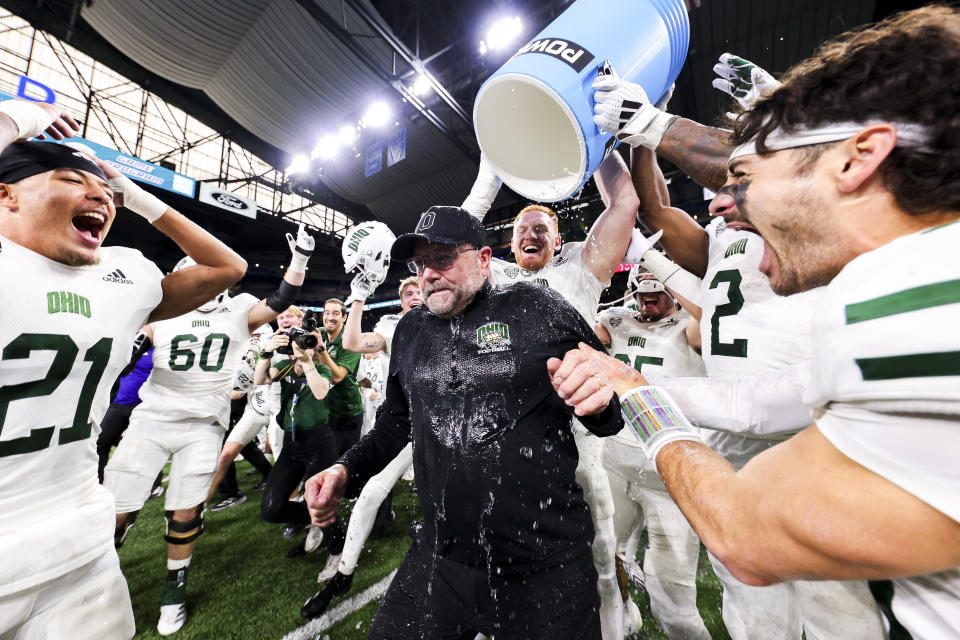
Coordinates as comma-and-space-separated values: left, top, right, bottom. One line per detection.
118, 460, 730, 639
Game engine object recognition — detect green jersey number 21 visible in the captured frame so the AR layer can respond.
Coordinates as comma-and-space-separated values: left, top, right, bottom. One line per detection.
0, 333, 113, 458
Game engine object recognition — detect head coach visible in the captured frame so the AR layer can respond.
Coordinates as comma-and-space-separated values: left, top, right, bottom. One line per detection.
304, 206, 623, 639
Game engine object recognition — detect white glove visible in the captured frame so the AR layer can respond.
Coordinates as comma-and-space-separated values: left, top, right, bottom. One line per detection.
285, 223, 315, 273
107, 174, 168, 223
623, 228, 663, 264
712, 53, 781, 110
592, 67, 677, 151
0, 99, 57, 140
620, 385, 702, 474
345, 271, 385, 307
460, 153, 502, 222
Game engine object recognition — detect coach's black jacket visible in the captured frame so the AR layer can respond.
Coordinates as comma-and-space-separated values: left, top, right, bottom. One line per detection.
339, 280, 622, 576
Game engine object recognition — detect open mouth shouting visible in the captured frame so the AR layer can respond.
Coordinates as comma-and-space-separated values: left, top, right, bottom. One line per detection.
72, 210, 108, 246
640, 294, 661, 313
521, 241, 542, 256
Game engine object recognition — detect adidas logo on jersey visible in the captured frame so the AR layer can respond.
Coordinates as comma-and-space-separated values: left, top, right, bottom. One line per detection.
102, 268, 133, 284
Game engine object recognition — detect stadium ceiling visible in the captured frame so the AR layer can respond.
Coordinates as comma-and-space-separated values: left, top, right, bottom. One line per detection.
1, 0, 925, 230
0, 0, 927, 309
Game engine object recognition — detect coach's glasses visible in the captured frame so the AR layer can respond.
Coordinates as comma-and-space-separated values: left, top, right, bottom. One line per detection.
407, 246, 478, 274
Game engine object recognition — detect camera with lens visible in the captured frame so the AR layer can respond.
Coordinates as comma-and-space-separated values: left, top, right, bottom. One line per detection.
276, 315, 320, 355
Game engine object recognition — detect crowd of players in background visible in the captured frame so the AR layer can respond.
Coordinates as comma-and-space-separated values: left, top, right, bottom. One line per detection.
1, 4, 957, 640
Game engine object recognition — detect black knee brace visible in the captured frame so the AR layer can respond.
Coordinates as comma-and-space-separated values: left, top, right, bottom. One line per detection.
164, 504, 205, 545
114, 510, 140, 549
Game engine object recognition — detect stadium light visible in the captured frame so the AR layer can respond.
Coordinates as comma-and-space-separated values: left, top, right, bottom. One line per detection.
479, 40, 488, 55
413, 74, 432, 97
485, 16, 522, 51
312, 134, 339, 159
337, 124, 358, 145
362, 101, 391, 128
286, 154, 309, 175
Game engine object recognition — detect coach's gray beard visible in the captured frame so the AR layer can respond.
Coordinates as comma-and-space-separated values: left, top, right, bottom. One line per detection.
424, 274, 483, 319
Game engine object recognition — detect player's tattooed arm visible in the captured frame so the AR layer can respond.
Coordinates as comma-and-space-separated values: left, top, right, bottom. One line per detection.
656, 118, 731, 193
360, 335, 387, 352
342, 299, 388, 354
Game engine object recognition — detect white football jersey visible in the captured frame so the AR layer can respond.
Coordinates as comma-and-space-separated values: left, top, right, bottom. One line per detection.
373, 312, 401, 381
599, 306, 705, 381
135, 293, 259, 427
489, 242, 606, 323
699, 218, 820, 467
804, 221, 960, 638
598, 306, 705, 489
358, 353, 385, 395
0, 235, 162, 596
374, 313, 401, 356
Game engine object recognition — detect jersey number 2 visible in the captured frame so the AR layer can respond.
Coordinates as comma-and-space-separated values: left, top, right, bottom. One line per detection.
0, 333, 113, 457
709, 269, 748, 358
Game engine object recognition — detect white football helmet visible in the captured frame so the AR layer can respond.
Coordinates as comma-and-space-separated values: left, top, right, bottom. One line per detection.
628, 264, 667, 296
173, 256, 228, 312
342, 221, 395, 281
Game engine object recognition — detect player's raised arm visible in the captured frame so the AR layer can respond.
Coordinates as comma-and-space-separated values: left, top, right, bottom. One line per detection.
340, 222, 396, 353
630, 146, 709, 276
0, 98, 81, 149
247, 224, 315, 332
342, 298, 386, 354
581, 152, 640, 283
592, 71, 732, 196
460, 153, 502, 223
72, 153, 246, 322
652, 119, 731, 193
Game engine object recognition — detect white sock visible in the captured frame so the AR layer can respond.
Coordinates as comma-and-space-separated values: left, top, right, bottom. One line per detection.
168, 556, 191, 571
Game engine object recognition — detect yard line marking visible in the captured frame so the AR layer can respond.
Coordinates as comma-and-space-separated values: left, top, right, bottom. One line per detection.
281, 569, 397, 640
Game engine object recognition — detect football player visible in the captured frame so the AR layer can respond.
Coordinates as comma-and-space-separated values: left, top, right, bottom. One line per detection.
557, 9, 960, 636
205, 322, 276, 509
103, 224, 314, 635
595, 272, 708, 639
0, 99, 245, 640
592, 56, 886, 639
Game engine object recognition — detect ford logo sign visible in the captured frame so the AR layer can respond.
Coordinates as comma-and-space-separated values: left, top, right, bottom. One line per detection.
213, 192, 248, 210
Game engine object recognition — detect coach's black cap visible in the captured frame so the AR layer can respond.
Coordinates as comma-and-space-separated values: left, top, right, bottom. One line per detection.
391, 206, 486, 262
0, 140, 107, 184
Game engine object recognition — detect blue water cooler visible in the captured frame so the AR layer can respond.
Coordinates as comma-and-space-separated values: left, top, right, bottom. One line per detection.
473, 0, 689, 202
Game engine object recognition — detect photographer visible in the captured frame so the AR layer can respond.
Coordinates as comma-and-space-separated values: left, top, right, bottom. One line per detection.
254, 324, 345, 559
316, 299, 364, 455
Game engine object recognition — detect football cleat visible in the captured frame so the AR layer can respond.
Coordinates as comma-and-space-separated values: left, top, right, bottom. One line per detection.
157, 603, 187, 636
209, 493, 246, 512
302, 571, 353, 619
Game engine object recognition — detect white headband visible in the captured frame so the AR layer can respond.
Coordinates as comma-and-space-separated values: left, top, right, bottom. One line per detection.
729, 120, 933, 160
